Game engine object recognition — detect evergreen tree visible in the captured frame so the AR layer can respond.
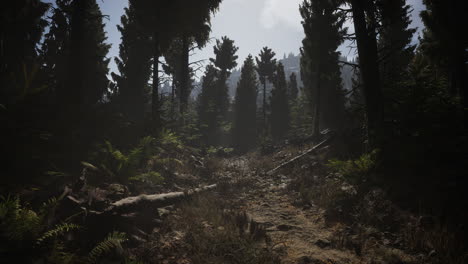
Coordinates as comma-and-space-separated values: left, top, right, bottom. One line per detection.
132, 0, 222, 128
233, 55, 258, 152
288, 72, 299, 101
67, 0, 110, 110
0, 0, 49, 105
349, 0, 384, 148
420, 0, 467, 113
255, 47, 277, 132
375, 0, 416, 139
40, 0, 70, 100
197, 64, 219, 146
174, 0, 222, 115
210, 36, 239, 119
111, 1, 153, 133
270, 62, 290, 141
300, 0, 346, 137
377, 0, 416, 83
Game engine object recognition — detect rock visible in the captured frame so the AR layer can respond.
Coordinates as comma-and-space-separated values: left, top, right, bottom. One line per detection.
315, 239, 332, 248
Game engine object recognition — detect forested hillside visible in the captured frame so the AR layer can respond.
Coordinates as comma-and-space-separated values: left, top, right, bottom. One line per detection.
1, 0, 466, 263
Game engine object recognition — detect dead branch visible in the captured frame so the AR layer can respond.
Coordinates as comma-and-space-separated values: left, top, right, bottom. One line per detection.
266, 138, 331, 176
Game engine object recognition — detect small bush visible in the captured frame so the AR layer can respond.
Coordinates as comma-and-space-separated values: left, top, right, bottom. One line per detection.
327, 149, 379, 184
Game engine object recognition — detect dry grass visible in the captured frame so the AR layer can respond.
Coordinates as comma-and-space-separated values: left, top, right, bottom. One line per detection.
173, 194, 280, 264
134, 193, 280, 264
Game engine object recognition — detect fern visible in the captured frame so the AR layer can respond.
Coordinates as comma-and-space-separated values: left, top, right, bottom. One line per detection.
0, 195, 41, 241
88, 231, 127, 263
327, 149, 380, 184
129, 171, 164, 185
36, 223, 80, 245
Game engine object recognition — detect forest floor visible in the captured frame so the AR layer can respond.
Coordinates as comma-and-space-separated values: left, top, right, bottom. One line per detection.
135, 143, 429, 264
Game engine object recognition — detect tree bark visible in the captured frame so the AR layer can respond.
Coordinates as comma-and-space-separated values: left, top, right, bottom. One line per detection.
180, 35, 190, 115
350, 0, 384, 148
106, 184, 217, 214
152, 31, 161, 130
263, 81, 267, 133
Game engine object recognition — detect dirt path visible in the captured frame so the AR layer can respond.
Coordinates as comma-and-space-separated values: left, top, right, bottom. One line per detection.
223, 156, 361, 264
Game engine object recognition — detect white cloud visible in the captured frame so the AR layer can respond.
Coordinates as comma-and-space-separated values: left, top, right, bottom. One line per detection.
260, 0, 303, 31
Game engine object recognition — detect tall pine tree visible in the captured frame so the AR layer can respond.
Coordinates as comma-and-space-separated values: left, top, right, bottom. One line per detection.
210, 36, 239, 120
288, 72, 299, 101
233, 55, 258, 152
111, 1, 152, 136
197, 64, 220, 146
270, 62, 290, 141
300, 0, 346, 136
255, 47, 277, 133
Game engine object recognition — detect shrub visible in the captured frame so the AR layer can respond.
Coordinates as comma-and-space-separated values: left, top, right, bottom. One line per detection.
327, 149, 380, 184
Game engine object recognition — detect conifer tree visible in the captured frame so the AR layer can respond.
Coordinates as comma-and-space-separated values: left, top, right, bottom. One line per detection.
233, 55, 258, 152
40, 0, 70, 98
375, 0, 416, 138
112, 1, 152, 131
67, 0, 110, 110
255, 47, 277, 132
420, 0, 467, 112
288, 72, 299, 101
377, 0, 416, 83
174, 0, 222, 115
0, 0, 49, 104
270, 62, 290, 141
197, 64, 220, 145
132, 0, 223, 128
349, 0, 385, 148
210, 36, 239, 119
300, 0, 346, 137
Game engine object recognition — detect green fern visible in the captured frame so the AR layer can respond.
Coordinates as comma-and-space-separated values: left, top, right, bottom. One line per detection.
327, 149, 380, 184
88, 231, 127, 263
36, 223, 80, 245
0, 195, 41, 241
129, 171, 164, 185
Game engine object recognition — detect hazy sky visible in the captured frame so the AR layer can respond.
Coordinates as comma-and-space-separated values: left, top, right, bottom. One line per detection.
94, 0, 426, 75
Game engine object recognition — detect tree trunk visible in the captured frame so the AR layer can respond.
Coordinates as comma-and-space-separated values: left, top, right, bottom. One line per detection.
351, 0, 384, 148
152, 31, 161, 130
106, 184, 217, 214
180, 35, 190, 115
263, 81, 267, 134
69, 0, 86, 109
313, 74, 321, 137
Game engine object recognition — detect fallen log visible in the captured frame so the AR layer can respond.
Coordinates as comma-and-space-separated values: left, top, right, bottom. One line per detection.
266, 137, 331, 176
106, 184, 217, 214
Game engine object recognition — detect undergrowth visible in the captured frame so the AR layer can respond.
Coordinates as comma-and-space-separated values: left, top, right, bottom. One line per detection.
0, 195, 130, 263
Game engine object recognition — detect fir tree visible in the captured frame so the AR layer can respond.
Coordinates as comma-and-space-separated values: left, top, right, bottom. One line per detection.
67, 0, 110, 109
112, 1, 152, 132
270, 62, 290, 141
420, 0, 467, 112
210, 36, 239, 119
375, 0, 416, 139
348, 0, 385, 148
233, 55, 258, 152
255, 47, 277, 132
0, 0, 49, 104
300, 0, 346, 136
288, 72, 299, 101
197, 64, 220, 146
